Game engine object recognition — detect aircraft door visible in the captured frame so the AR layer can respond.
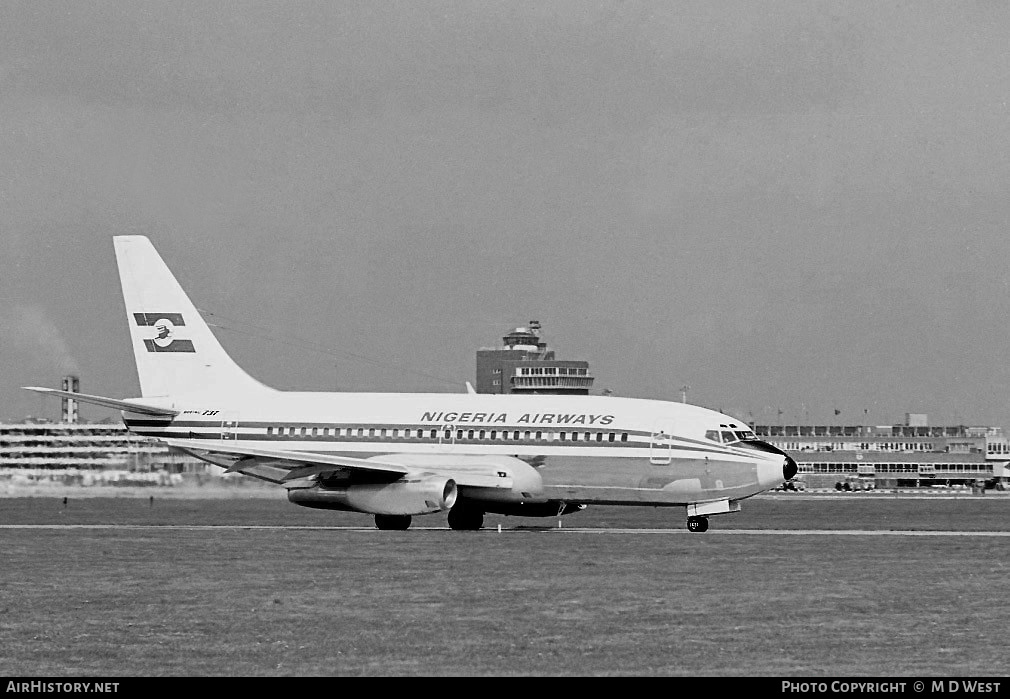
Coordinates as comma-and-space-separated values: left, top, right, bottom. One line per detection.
650, 419, 676, 465
220, 413, 240, 441
438, 423, 457, 452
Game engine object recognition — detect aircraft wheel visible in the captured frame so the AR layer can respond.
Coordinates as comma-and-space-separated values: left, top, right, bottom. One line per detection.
447, 506, 484, 531
687, 516, 709, 533
375, 514, 411, 530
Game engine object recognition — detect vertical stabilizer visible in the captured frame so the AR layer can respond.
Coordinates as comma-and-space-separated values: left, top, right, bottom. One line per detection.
114, 236, 274, 398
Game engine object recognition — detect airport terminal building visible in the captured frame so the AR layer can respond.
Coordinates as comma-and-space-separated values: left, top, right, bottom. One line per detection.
0, 375, 209, 486
752, 413, 1009, 490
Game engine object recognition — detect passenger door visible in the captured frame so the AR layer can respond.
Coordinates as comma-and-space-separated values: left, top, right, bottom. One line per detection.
650, 419, 676, 465
220, 413, 240, 441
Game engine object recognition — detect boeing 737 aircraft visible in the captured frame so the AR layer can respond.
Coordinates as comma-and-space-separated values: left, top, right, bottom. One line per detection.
26, 236, 796, 532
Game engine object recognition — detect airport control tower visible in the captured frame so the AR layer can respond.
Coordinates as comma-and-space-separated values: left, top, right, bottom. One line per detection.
475, 321, 594, 395
61, 375, 79, 424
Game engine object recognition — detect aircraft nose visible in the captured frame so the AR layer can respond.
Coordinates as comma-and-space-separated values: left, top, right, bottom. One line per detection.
757, 456, 792, 489
784, 454, 798, 480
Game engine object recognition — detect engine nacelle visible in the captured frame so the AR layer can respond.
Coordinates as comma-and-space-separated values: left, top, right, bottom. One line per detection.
288, 477, 457, 516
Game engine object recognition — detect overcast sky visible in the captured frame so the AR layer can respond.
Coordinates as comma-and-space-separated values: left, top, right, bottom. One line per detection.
2, 1, 1009, 429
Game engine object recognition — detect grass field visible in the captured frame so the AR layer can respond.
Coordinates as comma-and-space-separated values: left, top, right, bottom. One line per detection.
1, 495, 1008, 677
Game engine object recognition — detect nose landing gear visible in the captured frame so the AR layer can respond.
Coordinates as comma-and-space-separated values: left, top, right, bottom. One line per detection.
687, 516, 709, 533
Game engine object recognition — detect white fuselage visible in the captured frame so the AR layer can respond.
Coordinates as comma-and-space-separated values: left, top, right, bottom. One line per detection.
125, 391, 789, 506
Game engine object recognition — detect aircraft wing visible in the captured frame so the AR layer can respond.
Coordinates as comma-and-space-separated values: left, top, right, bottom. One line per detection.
22, 387, 179, 416
161, 437, 513, 488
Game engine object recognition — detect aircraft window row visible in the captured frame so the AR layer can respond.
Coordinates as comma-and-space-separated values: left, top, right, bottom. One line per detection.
264, 425, 629, 442
451, 429, 627, 443
266, 426, 444, 439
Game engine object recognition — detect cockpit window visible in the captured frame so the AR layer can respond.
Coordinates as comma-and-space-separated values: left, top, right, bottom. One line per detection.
735, 430, 755, 441
705, 430, 721, 442
721, 431, 736, 443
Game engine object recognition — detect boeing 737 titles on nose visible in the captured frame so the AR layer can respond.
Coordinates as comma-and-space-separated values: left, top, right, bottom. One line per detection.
25, 236, 796, 532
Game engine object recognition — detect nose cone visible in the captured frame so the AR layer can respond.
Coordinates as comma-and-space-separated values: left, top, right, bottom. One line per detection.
757, 454, 796, 490
741, 439, 798, 490
783, 454, 798, 480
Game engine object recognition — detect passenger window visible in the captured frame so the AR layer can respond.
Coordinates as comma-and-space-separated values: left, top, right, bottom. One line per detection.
490, 430, 496, 439
479, 430, 486, 439
571, 432, 578, 441
560, 432, 567, 441
608, 433, 615, 442
621, 433, 628, 442
596, 432, 603, 442
513, 431, 520, 440
535, 431, 542, 440
312, 427, 318, 437
457, 430, 464, 440
467, 430, 475, 439
266, 426, 273, 435
524, 431, 531, 440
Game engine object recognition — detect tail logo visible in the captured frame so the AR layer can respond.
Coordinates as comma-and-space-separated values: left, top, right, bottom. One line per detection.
133, 312, 196, 353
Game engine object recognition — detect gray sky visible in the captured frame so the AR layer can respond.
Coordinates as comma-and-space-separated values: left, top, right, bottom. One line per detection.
3, 1, 1010, 430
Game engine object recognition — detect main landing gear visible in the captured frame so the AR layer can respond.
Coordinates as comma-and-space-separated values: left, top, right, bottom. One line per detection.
447, 505, 484, 531
687, 516, 709, 533
374, 514, 412, 530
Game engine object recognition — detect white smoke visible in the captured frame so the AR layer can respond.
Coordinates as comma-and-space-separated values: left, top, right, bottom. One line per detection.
0, 304, 81, 375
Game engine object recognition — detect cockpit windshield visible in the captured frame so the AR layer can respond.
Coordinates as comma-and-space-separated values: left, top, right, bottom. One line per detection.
705, 428, 757, 444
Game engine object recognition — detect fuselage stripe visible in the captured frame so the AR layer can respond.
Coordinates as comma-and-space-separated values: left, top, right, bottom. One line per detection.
124, 420, 764, 460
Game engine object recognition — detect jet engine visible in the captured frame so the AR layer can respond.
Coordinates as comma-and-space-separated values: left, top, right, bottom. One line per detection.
287, 477, 457, 516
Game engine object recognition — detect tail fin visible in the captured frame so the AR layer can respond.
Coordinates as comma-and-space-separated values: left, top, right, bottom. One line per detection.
114, 235, 275, 398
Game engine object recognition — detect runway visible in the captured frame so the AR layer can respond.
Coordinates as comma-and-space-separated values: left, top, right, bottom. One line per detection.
5, 497, 1008, 676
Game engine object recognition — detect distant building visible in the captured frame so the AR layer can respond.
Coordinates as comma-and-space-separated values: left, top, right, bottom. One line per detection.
0, 421, 206, 473
475, 321, 594, 395
752, 413, 1009, 489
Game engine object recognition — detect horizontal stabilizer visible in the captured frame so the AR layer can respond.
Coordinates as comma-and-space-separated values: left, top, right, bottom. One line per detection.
22, 387, 178, 416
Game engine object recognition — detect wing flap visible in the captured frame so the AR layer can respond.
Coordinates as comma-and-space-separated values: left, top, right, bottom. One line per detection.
160, 438, 517, 488
162, 438, 410, 477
